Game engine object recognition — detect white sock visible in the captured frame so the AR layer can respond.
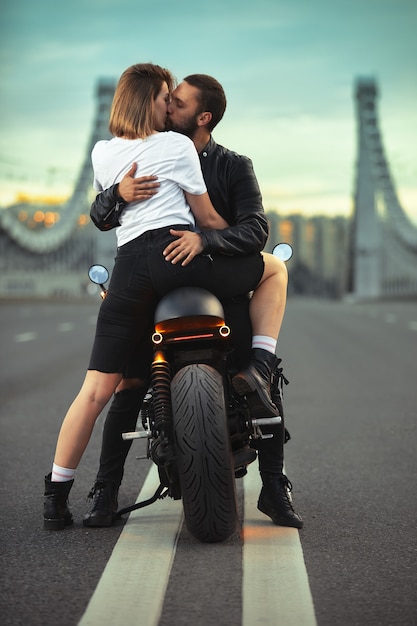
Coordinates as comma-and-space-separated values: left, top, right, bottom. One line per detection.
52, 463, 75, 482
252, 335, 277, 355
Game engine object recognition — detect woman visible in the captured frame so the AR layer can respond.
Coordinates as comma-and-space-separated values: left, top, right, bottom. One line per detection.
44, 63, 287, 530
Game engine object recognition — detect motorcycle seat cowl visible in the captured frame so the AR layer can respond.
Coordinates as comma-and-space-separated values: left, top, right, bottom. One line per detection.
154, 287, 225, 325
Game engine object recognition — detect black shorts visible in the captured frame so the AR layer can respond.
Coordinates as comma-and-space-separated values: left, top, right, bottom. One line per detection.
88, 225, 264, 374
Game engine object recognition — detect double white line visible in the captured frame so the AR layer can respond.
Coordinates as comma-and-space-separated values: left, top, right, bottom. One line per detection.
79, 466, 316, 626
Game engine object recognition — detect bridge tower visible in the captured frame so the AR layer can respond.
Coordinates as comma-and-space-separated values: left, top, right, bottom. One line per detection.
351, 78, 417, 299
0, 79, 116, 297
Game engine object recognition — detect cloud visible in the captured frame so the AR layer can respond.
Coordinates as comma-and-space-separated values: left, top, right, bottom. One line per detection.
0, 0, 415, 221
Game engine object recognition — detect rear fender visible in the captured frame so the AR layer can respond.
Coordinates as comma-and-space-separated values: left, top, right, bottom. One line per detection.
155, 287, 224, 325
153, 287, 229, 343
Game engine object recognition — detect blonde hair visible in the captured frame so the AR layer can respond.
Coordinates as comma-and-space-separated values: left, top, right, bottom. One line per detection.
109, 63, 175, 139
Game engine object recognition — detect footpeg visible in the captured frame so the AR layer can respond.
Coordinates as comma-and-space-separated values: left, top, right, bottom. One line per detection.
250, 416, 282, 427
122, 430, 151, 440
248, 415, 282, 440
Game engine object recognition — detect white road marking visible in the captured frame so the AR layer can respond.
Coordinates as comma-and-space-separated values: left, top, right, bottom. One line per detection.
79, 464, 316, 626
58, 322, 74, 332
242, 467, 317, 626
78, 465, 183, 626
15, 332, 37, 342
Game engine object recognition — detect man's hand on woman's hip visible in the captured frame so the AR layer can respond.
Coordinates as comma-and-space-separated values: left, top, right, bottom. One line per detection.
163, 230, 204, 266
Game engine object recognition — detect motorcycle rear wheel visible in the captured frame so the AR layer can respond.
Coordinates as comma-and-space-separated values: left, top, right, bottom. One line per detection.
171, 363, 238, 543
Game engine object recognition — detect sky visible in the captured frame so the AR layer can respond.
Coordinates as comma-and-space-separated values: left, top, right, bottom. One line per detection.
0, 0, 416, 221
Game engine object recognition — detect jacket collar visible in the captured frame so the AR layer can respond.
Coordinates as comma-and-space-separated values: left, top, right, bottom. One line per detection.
199, 136, 217, 159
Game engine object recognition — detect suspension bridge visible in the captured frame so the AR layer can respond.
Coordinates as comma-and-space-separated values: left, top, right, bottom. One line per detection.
351, 78, 417, 299
0, 79, 116, 297
0, 77, 416, 299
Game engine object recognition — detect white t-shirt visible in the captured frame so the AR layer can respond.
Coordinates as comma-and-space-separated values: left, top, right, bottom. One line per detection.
91, 131, 207, 247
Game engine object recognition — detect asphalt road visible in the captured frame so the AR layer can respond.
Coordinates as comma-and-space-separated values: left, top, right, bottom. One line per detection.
1, 296, 416, 626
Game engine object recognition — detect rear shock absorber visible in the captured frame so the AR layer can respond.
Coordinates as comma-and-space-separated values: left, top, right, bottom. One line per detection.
150, 350, 176, 468
151, 350, 172, 436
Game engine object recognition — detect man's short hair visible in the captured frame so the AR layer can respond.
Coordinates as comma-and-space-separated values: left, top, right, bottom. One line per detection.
183, 74, 227, 132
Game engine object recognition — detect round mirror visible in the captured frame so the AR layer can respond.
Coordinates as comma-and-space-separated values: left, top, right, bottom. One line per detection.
88, 264, 109, 285
272, 243, 293, 262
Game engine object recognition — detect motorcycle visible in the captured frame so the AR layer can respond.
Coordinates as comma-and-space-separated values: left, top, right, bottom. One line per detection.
88, 243, 292, 543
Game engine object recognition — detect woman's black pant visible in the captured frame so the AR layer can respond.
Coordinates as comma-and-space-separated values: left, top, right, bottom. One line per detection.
89, 225, 263, 374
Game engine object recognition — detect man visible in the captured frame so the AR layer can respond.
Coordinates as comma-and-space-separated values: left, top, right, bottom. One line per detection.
84, 74, 302, 529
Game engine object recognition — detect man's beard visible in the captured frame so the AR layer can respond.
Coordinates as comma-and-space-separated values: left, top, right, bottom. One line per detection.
165, 114, 200, 138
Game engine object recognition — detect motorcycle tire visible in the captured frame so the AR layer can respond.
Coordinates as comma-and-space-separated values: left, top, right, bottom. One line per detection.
171, 363, 238, 543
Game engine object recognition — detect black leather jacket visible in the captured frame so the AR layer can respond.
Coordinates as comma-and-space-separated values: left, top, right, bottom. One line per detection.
90, 136, 269, 255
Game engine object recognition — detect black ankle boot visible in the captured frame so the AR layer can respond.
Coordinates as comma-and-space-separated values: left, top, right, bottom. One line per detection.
44, 473, 74, 530
83, 480, 119, 527
232, 348, 280, 418
258, 473, 303, 529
